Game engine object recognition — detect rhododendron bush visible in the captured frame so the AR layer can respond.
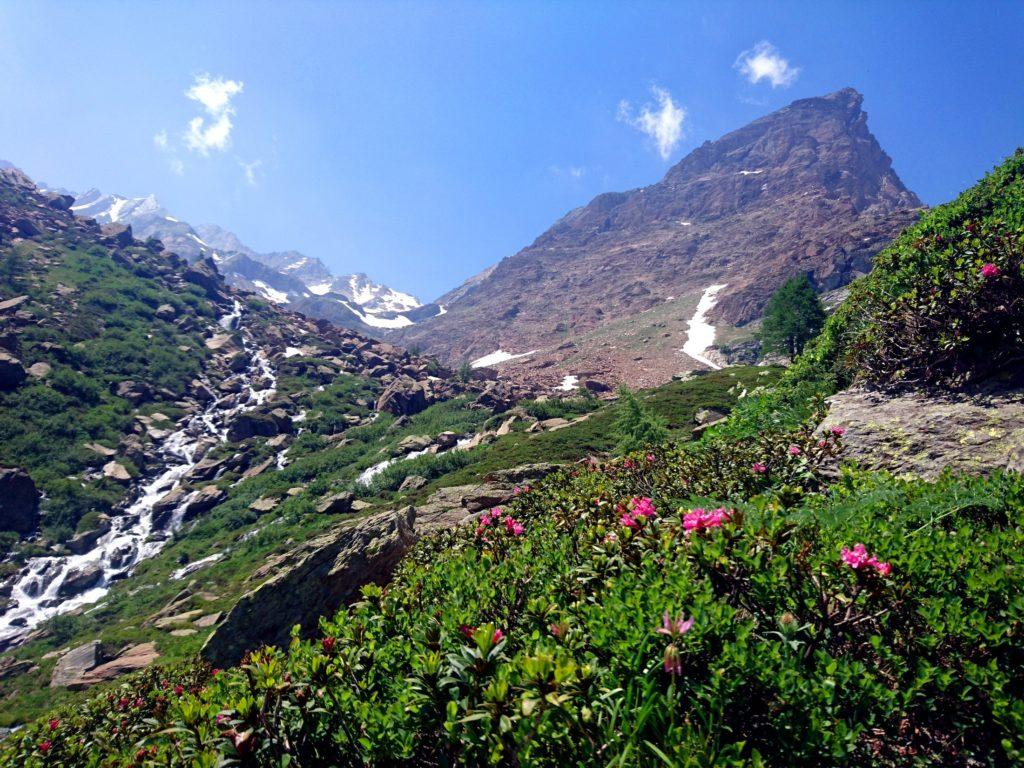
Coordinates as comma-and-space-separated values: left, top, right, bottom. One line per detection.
5, 427, 1023, 766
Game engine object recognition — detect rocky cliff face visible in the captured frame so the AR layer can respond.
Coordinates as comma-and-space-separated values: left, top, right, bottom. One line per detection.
400, 89, 922, 385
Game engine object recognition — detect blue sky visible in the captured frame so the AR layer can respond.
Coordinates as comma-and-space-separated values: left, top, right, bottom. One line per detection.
1, 1, 1022, 301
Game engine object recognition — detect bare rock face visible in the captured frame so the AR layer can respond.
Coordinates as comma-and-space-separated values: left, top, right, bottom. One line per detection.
400, 88, 922, 386
50, 641, 101, 687
201, 507, 418, 667
65, 642, 160, 690
0, 467, 40, 536
0, 351, 26, 390
822, 386, 1024, 479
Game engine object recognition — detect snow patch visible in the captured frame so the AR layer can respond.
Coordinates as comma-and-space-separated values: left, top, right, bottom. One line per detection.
339, 301, 414, 329
471, 349, 537, 368
436, 304, 448, 316
308, 282, 333, 296
557, 374, 579, 392
738, 169, 763, 176
252, 280, 289, 304
284, 346, 302, 358
681, 284, 728, 370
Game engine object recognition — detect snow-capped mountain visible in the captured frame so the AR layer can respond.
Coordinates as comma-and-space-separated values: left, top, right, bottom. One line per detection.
67, 188, 429, 334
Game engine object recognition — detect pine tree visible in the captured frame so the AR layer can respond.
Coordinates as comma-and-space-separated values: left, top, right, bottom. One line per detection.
759, 275, 826, 359
614, 386, 668, 454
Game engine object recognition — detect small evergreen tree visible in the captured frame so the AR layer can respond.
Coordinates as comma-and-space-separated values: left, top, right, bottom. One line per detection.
759, 275, 826, 359
614, 385, 668, 454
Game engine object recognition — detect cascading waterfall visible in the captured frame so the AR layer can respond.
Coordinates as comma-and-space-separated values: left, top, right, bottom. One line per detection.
0, 301, 277, 650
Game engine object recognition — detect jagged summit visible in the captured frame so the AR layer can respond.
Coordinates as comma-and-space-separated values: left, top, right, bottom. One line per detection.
399, 88, 923, 386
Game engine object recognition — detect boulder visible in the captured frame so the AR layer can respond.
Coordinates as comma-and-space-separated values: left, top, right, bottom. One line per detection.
155, 303, 177, 320
12, 217, 40, 237
226, 412, 280, 442
67, 643, 159, 690
47, 194, 75, 211
0, 467, 40, 535
0, 295, 29, 314
202, 507, 418, 667
822, 384, 1024, 479
183, 257, 224, 298
394, 434, 433, 455
100, 223, 134, 248
538, 417, 571, 431
316, 491, 354, 515
249, 497, 279, 513
115, 379, 153, 405
399, 475, 428, 492
26, 361, 51, 379
50, 641, 101, 687
67, 516, 111, 555
435, 431, 459, 450
102, 460, 132, 483
58, 563, 104, 597
376, 380, 430, 416
694, 408, 728, 425
0, 656, 33, 680
0, 351, 26, 390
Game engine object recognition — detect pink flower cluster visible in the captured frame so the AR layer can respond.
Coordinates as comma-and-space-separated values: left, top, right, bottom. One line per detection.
476, 507, 525, 537
980, 263, 1000, 279
682, 507, 731, 533
619, 496, 657, 529
512, 484, 530, 495
840, 543, 892, 577
655, 610, 694, 638
751, 462, 767, 474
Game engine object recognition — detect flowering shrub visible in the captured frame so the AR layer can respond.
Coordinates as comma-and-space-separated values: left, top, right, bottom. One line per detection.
831, 150, 1024, 388
5, 439, 1024, 767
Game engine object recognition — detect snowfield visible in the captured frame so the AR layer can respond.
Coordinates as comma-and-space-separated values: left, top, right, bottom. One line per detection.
682, 283, 728, 370
471, 349, 538, 368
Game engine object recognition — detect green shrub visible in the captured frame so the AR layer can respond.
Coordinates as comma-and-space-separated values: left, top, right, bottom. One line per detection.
614, 385, 668, 454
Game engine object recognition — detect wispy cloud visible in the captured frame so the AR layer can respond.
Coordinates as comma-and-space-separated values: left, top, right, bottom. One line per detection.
550, 165, 586, 179
168, 158, 185, 176
735, 41, 800, 88
153, 130, 168, 150
617, 86, 686, 160
184, 74, 244, 155
238, 158, 262, 186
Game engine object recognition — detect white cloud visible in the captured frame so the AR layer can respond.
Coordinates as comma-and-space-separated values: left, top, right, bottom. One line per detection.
735, 41, 800, 88
153, 130, 168, 150
168, 158, 185, 176
617, 86, 686, 160
550, 165, 586, 179
239, 158, 262, 186
183, 74, 244, 155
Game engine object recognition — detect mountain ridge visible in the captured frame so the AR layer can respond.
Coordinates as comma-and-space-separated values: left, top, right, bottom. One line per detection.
400, 88, 923, 386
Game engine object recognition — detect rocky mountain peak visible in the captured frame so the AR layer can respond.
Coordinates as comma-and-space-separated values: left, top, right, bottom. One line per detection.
399, 89, 924, 388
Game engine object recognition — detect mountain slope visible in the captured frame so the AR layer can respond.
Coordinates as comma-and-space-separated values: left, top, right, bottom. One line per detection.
400, 88, 923, 385
66, 191, 425, 332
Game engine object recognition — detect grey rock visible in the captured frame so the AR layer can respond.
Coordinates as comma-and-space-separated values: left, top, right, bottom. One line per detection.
316, 491, 354, 515
0, 351, 26, 390
399, 475, 428, 492
58, 563, 104, 597
201, 507, 418, 667
0, 467, 40, 535
50, 641, 101, 687
822, 385, 1024, 479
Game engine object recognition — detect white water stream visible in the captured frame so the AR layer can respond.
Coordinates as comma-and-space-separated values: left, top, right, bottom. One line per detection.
0, 301, 277, 650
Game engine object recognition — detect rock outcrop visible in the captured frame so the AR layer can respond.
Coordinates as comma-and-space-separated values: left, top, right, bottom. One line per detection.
0, 467, 40, 535
201, 507, 418, 667
822, 384, 1024, 479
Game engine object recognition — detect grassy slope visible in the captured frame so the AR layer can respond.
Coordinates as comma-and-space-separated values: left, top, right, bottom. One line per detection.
0, 365, 774, 725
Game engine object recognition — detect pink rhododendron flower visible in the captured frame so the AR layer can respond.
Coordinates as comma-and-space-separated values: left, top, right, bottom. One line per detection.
631, 497, 656, 519
788, 445, 801, 456
655, 610, 694, 638
620, 512, 639, 529
623, 459, 635, 469
39, 741, 52, 755
830, 426, 846, 437
980, 263, 1000, 278
489, 507, 503, 519
49, 719, 59, 731
840, 543, 891, 576
682, 507, 732, 533
751, 462, 767, 474
492, 628, 505, 644
459, 624, 476, 639
817, 439, 827, 448
646, 453, 655, 463
503, 516, 525, 535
